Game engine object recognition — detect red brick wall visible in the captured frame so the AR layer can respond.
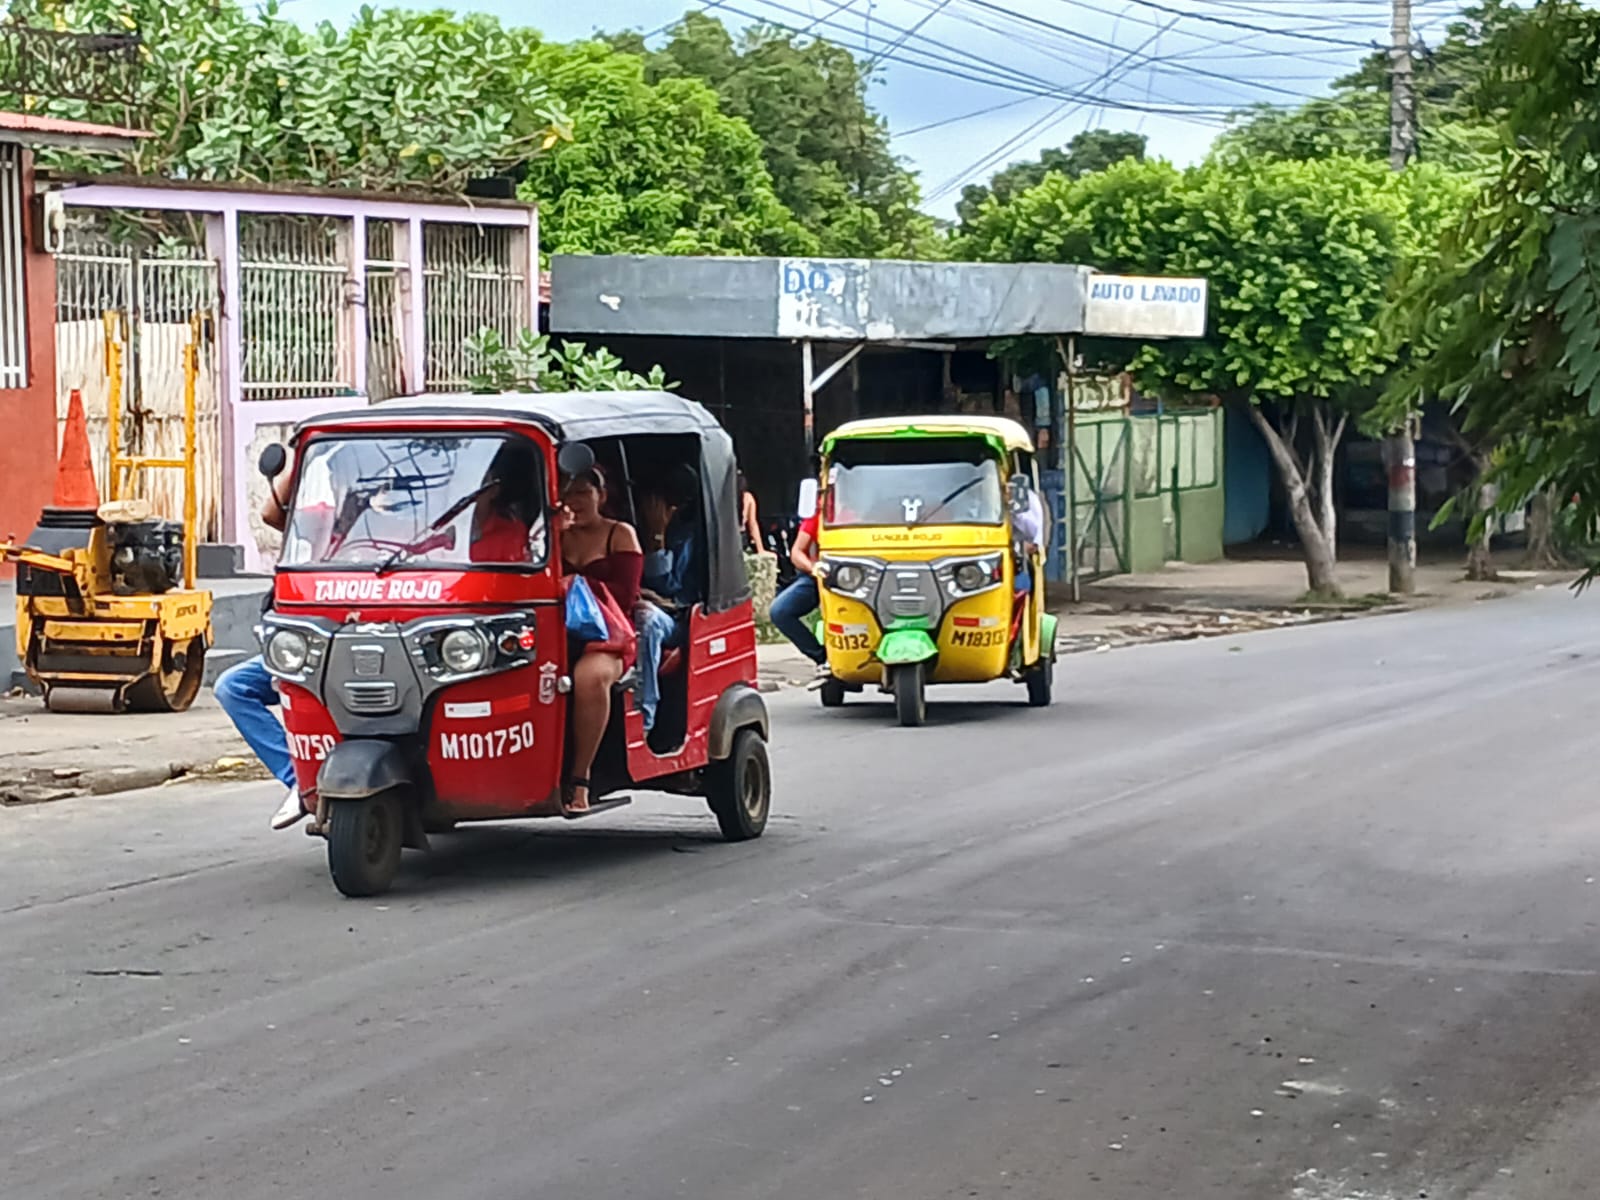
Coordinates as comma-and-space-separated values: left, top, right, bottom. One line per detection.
0, 146, 59, 567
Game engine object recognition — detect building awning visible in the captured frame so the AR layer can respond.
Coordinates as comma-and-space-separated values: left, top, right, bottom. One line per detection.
551, 254, 1092, 344
0, 110, 148, 153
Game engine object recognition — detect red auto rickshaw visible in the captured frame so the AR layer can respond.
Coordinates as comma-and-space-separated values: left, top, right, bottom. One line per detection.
256, 391, 772, 897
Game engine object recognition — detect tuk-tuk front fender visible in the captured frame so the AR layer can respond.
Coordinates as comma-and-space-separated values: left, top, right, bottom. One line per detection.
1040, 612, 1059, 662
709, 683, 769, 761
877, 629, 938, 665
318, 739, 415, 801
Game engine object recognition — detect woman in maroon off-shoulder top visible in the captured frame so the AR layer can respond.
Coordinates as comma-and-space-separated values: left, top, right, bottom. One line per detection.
558, 466, 643, 814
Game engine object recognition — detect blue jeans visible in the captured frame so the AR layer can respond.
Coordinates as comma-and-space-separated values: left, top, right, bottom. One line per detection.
770, 575, 823, 664
635, 602, 680, 731
215, 656, 295, 789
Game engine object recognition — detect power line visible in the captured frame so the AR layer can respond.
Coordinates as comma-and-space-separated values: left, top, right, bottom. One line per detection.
923, 17, 1181, 205
1110, 0, 1385, 48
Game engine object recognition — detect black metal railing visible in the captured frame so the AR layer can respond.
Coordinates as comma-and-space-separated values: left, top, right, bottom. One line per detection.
0, 25, 142, 110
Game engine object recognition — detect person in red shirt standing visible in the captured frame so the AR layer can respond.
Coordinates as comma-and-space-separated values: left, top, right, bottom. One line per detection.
769, 509, 827, 681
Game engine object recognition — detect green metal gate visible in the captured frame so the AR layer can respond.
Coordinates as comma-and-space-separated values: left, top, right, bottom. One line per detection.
1070, 417, 1131, 580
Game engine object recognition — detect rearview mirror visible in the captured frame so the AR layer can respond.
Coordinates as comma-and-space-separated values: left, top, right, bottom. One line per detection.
796, 478, 818, 519
556, 441, 596, 481
258, 444, 287, 480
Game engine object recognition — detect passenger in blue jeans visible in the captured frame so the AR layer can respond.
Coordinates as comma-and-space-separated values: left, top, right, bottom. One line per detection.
216, 656, 303, 829
637, 465, 701, 733
218, 468, 307, 830
769, 511, 828, 683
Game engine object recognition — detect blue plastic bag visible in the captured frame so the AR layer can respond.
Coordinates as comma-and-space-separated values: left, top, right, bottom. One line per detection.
565, 575, 608, 643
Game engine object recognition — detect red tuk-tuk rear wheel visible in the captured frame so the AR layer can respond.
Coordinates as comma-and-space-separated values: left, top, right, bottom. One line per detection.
706, 727, 770, 841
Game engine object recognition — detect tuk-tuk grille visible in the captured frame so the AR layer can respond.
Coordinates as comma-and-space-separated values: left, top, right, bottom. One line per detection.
343, 681, 399, 714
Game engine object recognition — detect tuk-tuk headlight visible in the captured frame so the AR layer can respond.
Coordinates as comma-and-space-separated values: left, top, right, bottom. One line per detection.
440, 628, 489, 674
940, 554, 1005, 596
831, 563, 866, 593
821, 557, 880, 600
954, 562, 989, 592
265, 628, 310, 674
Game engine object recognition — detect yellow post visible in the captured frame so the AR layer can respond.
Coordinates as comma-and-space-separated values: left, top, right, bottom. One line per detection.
103, 311, 124, 502
182, 319, 199, 588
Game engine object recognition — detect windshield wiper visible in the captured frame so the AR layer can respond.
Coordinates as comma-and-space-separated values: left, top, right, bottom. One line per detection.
372, 481, 498, 575
916, 477, 985, 525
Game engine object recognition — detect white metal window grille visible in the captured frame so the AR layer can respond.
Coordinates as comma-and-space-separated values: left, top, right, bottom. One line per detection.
423, 222, 527, 392
0, 144, 29, 390
240, 213, 353, 400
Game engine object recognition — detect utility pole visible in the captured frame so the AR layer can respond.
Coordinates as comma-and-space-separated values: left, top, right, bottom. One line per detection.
1386, 0, 1417, 593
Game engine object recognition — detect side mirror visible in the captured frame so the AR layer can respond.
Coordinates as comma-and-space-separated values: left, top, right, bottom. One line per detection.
259, 444, 287, 480
1007, 473, 1031, 513
796, 478, 818, 519
556, 440, 595, 481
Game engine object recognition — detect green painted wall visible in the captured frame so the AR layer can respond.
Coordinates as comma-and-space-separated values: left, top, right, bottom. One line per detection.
1175, 485, 1225, 563
1128, 496, 1167, 573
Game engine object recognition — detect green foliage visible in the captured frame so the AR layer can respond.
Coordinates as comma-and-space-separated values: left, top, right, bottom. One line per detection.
1381, 0, 1600, 567
464, 327, 676, 393
5, 0, 570, 190
956, 130, 1147, 232
964, 155, 1468, 411
518, 39, 812, 256
618, 14, 940, 258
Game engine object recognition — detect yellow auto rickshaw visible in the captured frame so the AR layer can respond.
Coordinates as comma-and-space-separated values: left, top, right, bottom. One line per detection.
812, 415, 1056, 725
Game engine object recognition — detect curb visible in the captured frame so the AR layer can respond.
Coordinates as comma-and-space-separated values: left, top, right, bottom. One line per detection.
2, 756, 273, 806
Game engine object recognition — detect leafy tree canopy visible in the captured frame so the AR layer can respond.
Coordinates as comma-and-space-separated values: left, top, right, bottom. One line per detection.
519, 39, 813, 256
611, 13, 938, 257
5, 0, 570, 191
955, 130, 1146, 232
964, 155, 1468, 406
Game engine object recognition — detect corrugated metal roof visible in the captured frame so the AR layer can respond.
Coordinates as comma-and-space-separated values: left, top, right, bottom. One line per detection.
0, 110, 147, 149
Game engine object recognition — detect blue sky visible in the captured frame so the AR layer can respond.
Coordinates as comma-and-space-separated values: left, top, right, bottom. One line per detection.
297, 0, 1471, 217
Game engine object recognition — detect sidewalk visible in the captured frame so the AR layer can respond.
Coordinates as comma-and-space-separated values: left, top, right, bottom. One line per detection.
0, 552, 1568, 805
1055, 549, 1572, 652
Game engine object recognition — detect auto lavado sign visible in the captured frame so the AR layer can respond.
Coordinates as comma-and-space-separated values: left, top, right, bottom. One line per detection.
1083, 275, 1208, 339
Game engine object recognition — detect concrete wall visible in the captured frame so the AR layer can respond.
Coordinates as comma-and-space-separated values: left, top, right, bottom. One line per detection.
0, 148, 59, 573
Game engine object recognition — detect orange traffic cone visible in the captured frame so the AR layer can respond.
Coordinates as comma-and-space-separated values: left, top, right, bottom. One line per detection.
53, 388, 99, 510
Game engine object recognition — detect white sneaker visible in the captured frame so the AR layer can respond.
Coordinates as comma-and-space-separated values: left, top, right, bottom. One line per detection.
805, 662, 833, 691
270, 786, 307, 830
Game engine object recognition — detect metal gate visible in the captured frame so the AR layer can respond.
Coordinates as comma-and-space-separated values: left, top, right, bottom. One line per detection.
54, 216, 221, 540
1070, 417, 1130, 579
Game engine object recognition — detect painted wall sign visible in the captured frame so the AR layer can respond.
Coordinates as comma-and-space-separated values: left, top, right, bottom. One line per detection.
1083, 275, 1208, 339
777, 258, 876, 340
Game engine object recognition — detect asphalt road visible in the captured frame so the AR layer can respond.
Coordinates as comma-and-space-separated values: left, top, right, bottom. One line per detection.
5, 587, 1600, 1200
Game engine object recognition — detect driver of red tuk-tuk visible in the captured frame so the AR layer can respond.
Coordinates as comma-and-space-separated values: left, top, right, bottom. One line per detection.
469, 439, 543, 564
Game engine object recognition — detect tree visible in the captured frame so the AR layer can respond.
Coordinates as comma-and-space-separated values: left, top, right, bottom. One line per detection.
464, 328, 676, 392
614, 14, 939, 257
966, 156, 1470, 596
956, 130, 1146, 231
519, 39, 813, 256
1381, 0, 1600, 578
4, 0, 570, 191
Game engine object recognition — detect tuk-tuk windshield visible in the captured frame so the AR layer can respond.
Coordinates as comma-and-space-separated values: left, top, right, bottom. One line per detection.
825, 437, 1004, 527
281, 434, 548, 569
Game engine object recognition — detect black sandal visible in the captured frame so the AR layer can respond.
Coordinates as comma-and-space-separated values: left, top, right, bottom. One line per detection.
562, 777, 591, 818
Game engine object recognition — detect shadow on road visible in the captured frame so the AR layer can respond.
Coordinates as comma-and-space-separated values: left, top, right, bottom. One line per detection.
400, 820, 733, 896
